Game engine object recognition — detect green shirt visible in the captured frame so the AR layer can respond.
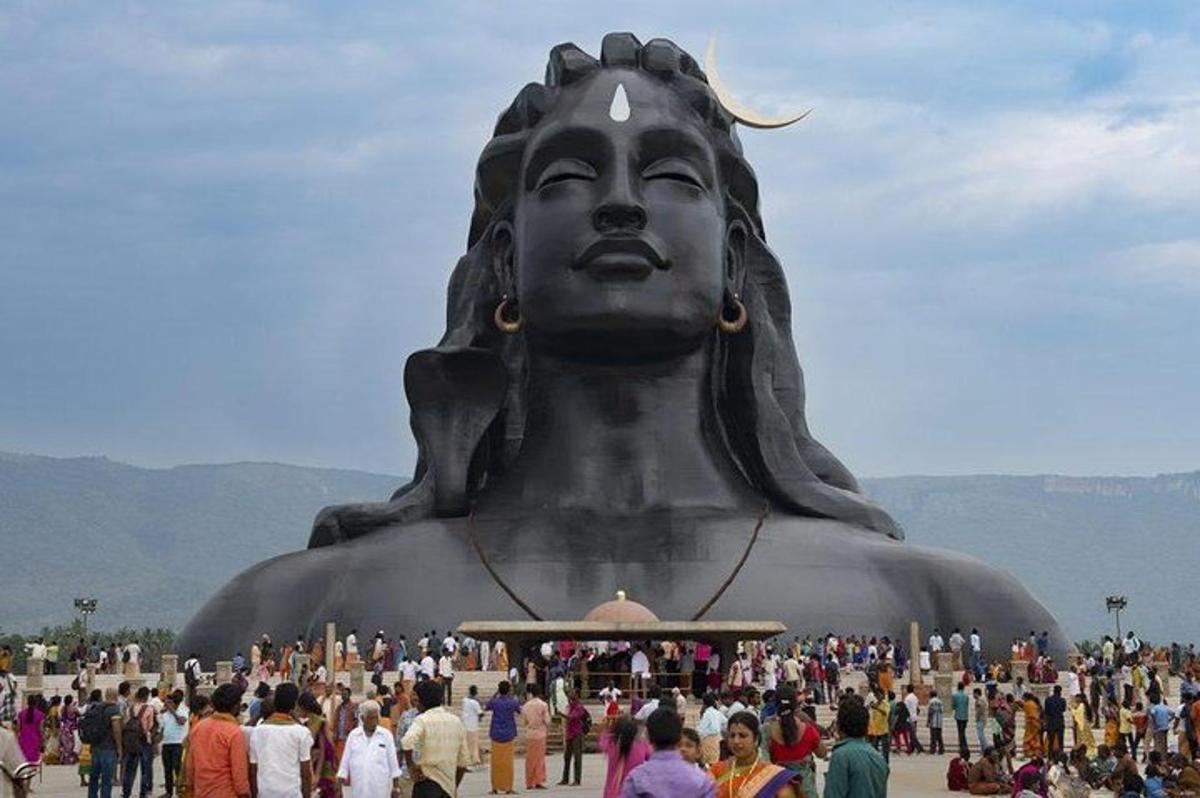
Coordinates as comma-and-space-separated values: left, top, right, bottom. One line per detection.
951, 690, 970, 721
823, 737, 888, 798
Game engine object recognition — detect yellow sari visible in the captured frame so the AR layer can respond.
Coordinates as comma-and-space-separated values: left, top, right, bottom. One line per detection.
1022, 698, 1043, 757
1071, 703, 1096, 753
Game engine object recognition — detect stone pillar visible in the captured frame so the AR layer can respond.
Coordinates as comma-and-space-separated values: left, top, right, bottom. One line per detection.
936, 652, 954, 674
161, 654, 178, 689
26, 657, 44, 691
909, 622, 923, 686
215, 661, 233, 685
292, 654, 310, 684
1031, 683, 1051, 704
1010, 659, 1029, 685
349, 660, 365, 697
325, 622, 336, 680
933, 672, 955, 704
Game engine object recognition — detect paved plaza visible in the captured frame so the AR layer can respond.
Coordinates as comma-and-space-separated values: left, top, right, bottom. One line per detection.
26, 748, 996, 798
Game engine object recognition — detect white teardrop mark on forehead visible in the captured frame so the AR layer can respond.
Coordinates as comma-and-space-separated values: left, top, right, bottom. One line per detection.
609, 83, 630, 122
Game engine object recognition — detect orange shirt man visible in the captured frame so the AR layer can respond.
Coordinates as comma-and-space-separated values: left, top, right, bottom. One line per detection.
184, 685, 250, 798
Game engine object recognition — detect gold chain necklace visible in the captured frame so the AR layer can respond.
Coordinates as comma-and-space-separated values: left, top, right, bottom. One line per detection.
727, 755, 760, 798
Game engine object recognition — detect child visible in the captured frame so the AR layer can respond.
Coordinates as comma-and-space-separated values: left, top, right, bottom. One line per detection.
678, 728, 704, 768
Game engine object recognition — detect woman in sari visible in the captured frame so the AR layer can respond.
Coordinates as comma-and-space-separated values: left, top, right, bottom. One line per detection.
711, 712, 801, 798
59, 694, 80, 766
16, 695, 44, 762
1070, 695, 1096, 755
297, 692, 338, 798
1011, 756, 1046, 798
42, 695, 62, 764
599, 714, 651, 798
764, 686, 826, 797
1021, 693, 1043, 759
1102, 702, 1120, 749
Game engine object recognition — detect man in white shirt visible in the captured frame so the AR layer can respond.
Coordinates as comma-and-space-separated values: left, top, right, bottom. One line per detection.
460, 685, 484, 767
948, 628, 965, 668
23, 638, 47, 661
249, 683, 312, 798
159, 690, 190, 798
969, 629, 983, 674
124, 640, 142, 677
346, 629, 359, 664
339, 699, 401, 798
420, 653, 436, 681
438, 653, 455, 705
783, 654, 802, 688
903, 685, 924, 754
442, 636, 458, 657
928, 629, 944, 654
634, 685, 661, 721
400, 658, 418, 692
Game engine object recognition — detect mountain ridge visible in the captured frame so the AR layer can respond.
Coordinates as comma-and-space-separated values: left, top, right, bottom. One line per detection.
2, 450, 1195, 641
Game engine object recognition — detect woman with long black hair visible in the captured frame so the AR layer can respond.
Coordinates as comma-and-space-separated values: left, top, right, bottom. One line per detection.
764, 685, 827, 796
599, 713, 650, 798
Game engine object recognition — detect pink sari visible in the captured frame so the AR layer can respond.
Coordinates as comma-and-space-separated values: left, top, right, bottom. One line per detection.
17, 708, 44, 762
600, 730, 651, 798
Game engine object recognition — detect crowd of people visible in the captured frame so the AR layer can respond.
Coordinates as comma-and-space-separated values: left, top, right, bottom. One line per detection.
2, 626, 1199, 798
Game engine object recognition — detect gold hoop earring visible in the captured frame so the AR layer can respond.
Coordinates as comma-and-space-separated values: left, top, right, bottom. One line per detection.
718, 296, 747, 334
494, 296, 522, 334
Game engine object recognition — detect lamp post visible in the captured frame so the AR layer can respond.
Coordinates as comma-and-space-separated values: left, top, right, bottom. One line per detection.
1105, 595, 1128, 639
73, 597, 98, 637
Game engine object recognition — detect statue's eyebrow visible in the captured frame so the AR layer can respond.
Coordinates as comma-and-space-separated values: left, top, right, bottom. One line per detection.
636, 125, 717, 186
524, 125, 611, 190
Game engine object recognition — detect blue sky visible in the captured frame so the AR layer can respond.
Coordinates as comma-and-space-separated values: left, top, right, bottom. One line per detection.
2, 1, 1198, 478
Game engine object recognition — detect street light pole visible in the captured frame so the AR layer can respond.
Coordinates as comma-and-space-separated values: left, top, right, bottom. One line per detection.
73, 597, 98, 638
1105, 595, 1128, 641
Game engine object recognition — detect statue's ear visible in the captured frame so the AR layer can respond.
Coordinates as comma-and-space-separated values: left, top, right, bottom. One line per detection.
491, 221, 515, 294
725, 218, 748, 295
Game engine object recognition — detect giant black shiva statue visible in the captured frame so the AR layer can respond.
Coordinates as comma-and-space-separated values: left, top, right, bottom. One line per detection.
177, 34, 1066, 661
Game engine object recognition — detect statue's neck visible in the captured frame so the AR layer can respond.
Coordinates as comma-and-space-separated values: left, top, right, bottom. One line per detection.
485, 346, 758, 515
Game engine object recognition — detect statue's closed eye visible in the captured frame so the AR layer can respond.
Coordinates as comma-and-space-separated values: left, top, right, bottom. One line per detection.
535, 158, 597, 190
642, 158, 705, 189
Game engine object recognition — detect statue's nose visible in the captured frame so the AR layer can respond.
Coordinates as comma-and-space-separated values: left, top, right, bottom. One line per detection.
592, 202, 647, 232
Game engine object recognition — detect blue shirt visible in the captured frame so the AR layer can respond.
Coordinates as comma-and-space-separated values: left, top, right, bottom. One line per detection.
1149, 703, 1174, 731
620, 750, 716, 798
486, 695, 521, 743
951, 691, 970, 721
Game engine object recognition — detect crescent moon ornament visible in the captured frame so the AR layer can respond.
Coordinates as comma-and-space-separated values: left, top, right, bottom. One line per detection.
704, 37, 812, 129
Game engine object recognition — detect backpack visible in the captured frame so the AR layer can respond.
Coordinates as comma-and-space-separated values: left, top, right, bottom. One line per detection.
184, 659, 199, 688
122, 706, 147, 753
79, 703, 109, 746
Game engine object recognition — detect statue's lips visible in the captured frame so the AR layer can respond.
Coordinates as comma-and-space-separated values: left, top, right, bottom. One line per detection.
574, 237, 664, 282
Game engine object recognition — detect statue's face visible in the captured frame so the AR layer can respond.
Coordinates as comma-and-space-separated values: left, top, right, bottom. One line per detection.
511, 70, 729, 359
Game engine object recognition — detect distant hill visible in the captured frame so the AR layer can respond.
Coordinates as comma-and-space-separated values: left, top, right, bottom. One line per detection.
860, 473, 1200, 643
0, 452, 396, 632
2, 451, 1196, 641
